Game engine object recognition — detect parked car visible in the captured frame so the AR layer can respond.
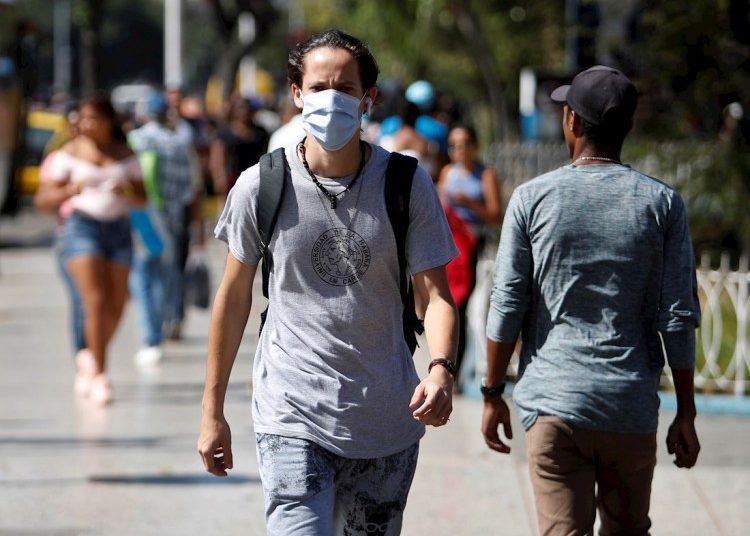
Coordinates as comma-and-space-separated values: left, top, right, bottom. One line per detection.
16, 109, 69, 195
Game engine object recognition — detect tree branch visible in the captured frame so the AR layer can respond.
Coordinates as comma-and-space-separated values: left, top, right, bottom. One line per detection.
204, 0, 235, 37
450, 0, 512, 141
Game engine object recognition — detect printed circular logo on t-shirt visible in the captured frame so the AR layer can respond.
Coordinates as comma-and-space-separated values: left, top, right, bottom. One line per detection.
311, 228, 371, 286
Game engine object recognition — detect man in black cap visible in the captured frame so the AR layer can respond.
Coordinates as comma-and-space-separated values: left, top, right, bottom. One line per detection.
481, 66, 702, 534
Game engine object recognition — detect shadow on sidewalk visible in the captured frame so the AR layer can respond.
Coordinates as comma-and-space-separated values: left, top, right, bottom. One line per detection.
89, 473, 260, 486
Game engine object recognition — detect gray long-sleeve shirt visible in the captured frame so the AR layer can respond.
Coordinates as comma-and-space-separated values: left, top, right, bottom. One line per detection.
486, 164, 701, 433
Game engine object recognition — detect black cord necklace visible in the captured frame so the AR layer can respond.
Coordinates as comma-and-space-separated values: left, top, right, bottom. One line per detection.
299, 141, 367, 209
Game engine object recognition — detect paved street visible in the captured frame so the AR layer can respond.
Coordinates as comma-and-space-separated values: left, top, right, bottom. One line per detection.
1, 209, 748, 535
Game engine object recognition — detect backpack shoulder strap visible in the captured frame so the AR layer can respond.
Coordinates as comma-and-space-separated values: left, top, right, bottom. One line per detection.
258, 147, 287, 256
257, 148, 287, 332
384, 152, 423, 355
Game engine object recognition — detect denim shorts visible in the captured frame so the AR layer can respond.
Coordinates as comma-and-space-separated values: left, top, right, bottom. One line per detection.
61, 211, 133, 266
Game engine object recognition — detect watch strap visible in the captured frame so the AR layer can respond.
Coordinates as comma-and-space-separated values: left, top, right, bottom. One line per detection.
480, 382, 506, 397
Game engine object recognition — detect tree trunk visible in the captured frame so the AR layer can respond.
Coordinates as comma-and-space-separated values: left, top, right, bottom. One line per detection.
218, 38, 255, 100
451, 1, 513, 142
204, 0, 278, 101
205, 0, 235, 36
79, 0, 105, 94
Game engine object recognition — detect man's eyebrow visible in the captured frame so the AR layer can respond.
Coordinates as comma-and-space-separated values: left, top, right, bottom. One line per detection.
334, 81, 358, 90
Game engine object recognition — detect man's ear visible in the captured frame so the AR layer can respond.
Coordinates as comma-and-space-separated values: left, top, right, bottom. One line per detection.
568, 109, 584, 136
291, 84, 304, 110
363, 86, 378, 115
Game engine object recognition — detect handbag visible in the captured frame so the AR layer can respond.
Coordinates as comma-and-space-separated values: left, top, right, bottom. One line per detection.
444, 204, 479, 309
185, 250, 211, 309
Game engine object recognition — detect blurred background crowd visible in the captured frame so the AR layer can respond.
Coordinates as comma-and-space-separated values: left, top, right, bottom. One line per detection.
1, 0, 749, 257
1, 1, 749, 396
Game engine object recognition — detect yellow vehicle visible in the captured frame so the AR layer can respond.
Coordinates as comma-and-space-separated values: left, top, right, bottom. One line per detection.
17, 109, 69, 195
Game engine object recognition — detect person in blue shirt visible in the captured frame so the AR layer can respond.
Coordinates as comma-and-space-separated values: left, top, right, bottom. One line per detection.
438, 124, 502, 387
482, 66, 701, 535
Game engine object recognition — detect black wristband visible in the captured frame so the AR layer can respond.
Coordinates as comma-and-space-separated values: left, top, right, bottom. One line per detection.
480, 377, 506, 397
428, 358, 457, 379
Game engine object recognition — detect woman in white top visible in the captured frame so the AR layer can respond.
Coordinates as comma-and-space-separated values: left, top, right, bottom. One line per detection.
46, 95, 145, 405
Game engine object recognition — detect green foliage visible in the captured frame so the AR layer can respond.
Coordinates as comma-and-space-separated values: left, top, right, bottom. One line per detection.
300, 0, 565, 143
4, 0, 749, 162
0, 0, 56, 85
248, 13, 293, 91
634, 2, 750, 138
624, 139, 750, 255
623, 2, 750, 255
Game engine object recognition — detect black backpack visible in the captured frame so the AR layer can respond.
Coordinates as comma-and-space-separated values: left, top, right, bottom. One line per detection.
256, 147, 424, 354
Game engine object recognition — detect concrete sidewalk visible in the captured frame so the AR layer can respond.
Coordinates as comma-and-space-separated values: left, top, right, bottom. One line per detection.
0, 211, 748, 535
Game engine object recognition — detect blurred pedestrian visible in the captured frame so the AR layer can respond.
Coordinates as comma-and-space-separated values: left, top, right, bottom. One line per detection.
267, 98, 305, 152
198, 28, 459, 534
34, 105, 89, 388
209, 96, 269, 197
405, 80, 451, 181
129, 93, 204, 344
438, 124, 502, 386
482, 66, 701, 535
379, 98, 430, 171
164, 84, 203, 147
179, 94, 215, 195
45, 95, 146, 405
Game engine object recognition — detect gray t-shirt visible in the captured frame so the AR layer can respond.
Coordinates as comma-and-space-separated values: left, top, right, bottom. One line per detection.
215, 142, 457, 458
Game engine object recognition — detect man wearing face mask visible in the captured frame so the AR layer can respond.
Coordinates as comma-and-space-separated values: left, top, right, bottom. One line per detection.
198, 29, 459, 535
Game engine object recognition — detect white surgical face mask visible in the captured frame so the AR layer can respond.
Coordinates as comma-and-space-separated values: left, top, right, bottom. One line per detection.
301, 89, 369, 151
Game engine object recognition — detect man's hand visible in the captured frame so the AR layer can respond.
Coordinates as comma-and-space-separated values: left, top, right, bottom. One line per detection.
666, 413, 700, 468
410, 367, 453, 427
197, 414, 234, 476
481, 396, 513, 454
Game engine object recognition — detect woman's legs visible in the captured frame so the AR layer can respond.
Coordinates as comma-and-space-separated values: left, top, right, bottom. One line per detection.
103, 261, 130, 345
59, 240, 98, 396
67, 255, 109, 374
66, 256, 129, 405
61, 212, 133, 404
55, 239, 86, 354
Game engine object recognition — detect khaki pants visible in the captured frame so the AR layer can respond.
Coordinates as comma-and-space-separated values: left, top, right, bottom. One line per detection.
525, 416, 657, 536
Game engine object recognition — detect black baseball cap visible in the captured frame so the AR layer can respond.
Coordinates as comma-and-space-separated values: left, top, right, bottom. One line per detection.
550, 66, 637, 127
